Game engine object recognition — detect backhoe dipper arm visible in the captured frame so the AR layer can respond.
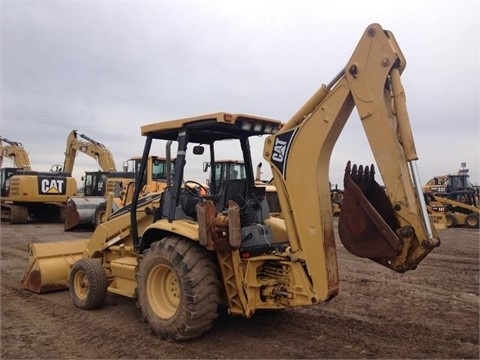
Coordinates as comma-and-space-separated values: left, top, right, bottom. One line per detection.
0, 136, 32, 170
63, 130, 117, 174
263, 23, 440, 301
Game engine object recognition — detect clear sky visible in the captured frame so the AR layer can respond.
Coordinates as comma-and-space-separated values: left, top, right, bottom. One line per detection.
1, 0, 479, 188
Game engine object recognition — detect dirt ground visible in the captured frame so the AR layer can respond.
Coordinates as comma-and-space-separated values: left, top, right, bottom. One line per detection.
1, 221, 478, 359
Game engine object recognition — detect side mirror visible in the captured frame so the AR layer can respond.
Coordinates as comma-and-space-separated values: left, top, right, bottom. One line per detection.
193, 145, 204, 155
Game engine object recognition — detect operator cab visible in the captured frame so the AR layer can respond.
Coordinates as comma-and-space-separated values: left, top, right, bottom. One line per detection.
0, 168, 18, 197
133, 112, 283, 254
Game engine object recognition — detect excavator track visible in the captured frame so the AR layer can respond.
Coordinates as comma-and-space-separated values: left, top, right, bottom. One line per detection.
1, 203, 29, 224
1, 203, 65, 224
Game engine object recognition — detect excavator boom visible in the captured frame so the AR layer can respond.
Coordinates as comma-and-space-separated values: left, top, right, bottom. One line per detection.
62, 130, 121, 230
63, 130, 116, 174
0, 136, 32, 170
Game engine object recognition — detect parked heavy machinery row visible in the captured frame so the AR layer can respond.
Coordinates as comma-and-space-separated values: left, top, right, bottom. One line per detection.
22, 23, 442, 342
424, 165, 479, 228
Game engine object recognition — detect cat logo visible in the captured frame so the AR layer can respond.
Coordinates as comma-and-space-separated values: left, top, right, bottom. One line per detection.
38, 176, 66, 195
270, 128, 297, 179
272, 138, 287, 162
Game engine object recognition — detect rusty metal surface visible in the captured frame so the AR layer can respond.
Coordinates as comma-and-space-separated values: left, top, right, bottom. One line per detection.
21, 267, 68, 294
227, 200, 241, 249
196, 200, 216, 249
338, 161, 401, 258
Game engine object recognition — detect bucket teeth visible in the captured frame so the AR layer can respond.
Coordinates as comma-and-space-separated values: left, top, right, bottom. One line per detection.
344, 161, 376, 186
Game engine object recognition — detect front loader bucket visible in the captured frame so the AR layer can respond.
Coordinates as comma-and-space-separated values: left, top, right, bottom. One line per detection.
64, 197, 105, 231
338, 161, 402, 259
21, 239, 88, 293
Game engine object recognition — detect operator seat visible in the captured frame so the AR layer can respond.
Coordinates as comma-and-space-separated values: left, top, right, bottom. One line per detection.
216, 179, 248, 212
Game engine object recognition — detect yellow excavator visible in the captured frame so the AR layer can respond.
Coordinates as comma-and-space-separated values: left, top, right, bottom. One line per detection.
22, 24, 440, 341
62, 130, 116, 174
62, 130, 137, 230
0, 136, 32, 170
1, 136, 77, 223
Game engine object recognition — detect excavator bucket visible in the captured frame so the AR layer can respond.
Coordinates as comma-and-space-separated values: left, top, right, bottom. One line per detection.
338, 161, 402, 259
64, 197, 105, 231
21, 239, 88, 293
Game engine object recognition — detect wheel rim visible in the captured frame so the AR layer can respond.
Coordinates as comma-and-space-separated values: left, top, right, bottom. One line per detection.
147, 264, 180, 319
467, 216, 478, 227
446, 216, 454, 227
73, 270, 89, 300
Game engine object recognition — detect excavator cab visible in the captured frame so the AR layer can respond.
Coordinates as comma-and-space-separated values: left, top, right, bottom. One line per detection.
0, 167, 17, 197
82, 171, 108, 197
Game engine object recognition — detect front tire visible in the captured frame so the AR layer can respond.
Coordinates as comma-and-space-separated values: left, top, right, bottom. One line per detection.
465, 213, 479, 229
137, 236, 221, 341
445, 214, 457, 228
69, 258, 107, 310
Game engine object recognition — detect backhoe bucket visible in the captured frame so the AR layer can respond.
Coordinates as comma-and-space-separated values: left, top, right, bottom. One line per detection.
64, 197, 105, 231
21, 239, 88, 293
338, 161, 402, 259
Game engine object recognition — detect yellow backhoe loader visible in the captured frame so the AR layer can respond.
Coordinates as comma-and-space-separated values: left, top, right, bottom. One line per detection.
22, 24, 440, 341
204, 160, 282, 218
90, 155, 173, 228
423, 164, 479, 228
426, 193, 479, 229
1, 136, 77, 223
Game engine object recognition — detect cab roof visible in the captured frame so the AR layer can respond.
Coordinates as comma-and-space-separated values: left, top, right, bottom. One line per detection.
141, 112, 282, 144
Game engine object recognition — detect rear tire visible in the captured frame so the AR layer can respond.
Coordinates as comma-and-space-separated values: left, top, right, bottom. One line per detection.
137, 236, 221, 341
465, 213, 479, 229
445, 214, 457, 228
69, 258, 107, 310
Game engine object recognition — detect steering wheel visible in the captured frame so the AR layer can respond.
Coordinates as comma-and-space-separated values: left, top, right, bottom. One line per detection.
184, 180, 208, 198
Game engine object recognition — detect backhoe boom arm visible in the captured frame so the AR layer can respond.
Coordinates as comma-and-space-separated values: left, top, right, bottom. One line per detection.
263, 23, 440, 301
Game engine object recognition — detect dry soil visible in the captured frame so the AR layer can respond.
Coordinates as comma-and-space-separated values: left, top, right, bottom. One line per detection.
1, 221, 478, 359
